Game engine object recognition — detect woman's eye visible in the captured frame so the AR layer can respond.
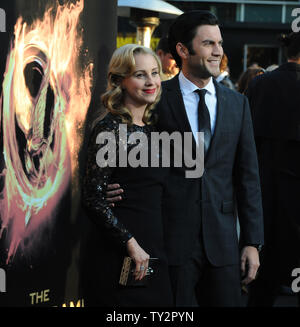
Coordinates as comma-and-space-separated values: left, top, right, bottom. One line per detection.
135, 73, 145, 78
152, 71, 159, 76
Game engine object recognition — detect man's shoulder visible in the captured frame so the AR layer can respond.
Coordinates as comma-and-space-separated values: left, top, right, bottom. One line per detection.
161, 75, 179, 91
246, 70, 278, 97
249, 69, 279, 88
216, 79, 246, 102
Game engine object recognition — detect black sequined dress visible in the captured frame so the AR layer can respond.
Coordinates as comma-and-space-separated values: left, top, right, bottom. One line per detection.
81, 112, 173, 307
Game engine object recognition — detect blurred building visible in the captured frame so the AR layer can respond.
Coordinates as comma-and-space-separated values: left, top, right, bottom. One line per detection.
117, 0, 300, 82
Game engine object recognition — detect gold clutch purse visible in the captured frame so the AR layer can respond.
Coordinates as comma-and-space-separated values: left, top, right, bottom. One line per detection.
119, 256, 159, 287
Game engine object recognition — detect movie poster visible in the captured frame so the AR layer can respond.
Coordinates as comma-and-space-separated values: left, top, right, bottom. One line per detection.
0, 0, 117, 306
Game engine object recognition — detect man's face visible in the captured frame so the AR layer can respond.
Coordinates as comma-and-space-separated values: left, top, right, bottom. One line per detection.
182, 24, 223, 79
157, 50, 179, 77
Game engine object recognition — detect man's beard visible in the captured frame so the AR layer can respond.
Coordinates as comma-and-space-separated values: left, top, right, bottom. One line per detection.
189, 61, 219, 80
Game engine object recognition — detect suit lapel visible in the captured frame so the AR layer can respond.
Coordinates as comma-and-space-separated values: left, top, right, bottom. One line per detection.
163, 76, 193, 135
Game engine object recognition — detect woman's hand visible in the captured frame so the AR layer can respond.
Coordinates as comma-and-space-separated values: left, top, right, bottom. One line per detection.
126, 238, 150, 280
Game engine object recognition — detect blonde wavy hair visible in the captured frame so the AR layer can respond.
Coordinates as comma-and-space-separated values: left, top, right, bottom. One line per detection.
101, 44, 162, 126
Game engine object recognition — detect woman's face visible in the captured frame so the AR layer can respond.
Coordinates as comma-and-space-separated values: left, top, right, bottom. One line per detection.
121, 53, 161, 109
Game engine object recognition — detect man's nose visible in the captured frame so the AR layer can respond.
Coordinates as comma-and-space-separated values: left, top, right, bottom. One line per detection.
212, 44, 223, 56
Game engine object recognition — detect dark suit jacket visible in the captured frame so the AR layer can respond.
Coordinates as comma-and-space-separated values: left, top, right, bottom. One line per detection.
247, 62, 300, 143
156, 75, 264, 267
246, 63, 300, 280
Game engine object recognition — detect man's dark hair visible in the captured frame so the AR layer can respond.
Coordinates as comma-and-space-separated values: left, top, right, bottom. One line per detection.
168, 10, 219, 68
156, 36, 171, 53
279, 32, 300, 60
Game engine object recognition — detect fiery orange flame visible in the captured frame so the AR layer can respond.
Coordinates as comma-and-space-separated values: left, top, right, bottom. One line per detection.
0, 0, 93, 262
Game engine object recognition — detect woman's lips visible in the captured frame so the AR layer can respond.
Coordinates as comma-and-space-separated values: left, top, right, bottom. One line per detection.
143, 88, 156, 94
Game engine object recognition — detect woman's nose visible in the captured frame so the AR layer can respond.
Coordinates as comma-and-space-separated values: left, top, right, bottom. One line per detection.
145, 74, 155, 84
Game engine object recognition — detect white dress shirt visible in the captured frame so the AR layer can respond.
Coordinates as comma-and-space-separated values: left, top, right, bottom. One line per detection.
178, 71, 217, 143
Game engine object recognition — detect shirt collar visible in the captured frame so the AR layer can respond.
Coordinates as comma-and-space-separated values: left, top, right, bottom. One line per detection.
179, 71, 216, 96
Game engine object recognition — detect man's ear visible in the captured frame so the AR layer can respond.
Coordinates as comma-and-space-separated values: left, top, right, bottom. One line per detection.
156, 49, 164, 59
176, 42, 189, 60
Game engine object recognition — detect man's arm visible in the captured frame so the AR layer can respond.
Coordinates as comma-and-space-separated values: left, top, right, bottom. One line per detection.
106, 183, 124, 207
234, 96, 264, 284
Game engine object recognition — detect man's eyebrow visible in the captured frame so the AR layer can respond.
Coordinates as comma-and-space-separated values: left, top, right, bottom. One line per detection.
202, 39, 223, 44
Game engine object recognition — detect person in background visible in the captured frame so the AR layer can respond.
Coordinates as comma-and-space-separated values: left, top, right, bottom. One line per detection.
237, 67, 265, 94
156, 36, 179, 81
81, 44, 173, 307
248, 62, 260, 69
215, 53, 235, 90
246, 32, 300, 307
265, 64, 279, 72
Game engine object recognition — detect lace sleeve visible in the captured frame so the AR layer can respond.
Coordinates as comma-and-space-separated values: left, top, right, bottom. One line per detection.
81, 117, 133, 246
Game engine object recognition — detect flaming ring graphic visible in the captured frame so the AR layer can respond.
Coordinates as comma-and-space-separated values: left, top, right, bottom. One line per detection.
0, 0, 93, 261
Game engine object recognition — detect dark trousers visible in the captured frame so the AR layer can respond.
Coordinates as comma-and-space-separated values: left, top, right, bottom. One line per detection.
169, 236, 242, 307
248, 249, 300, 307
248, 173, 300, 307
248, 275, 300, 307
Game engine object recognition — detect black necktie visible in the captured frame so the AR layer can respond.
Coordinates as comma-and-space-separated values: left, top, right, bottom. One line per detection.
195, 89, 212, 156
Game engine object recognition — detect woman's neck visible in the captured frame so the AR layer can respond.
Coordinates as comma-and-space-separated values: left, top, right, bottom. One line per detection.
126, 104, 146, 126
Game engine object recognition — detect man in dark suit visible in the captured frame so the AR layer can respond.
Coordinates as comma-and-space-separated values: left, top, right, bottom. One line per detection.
107, 11, 264, 306
245, 32, 300, 306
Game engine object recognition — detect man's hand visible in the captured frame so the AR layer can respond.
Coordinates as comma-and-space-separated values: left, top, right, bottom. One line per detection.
106, 183, 124, 207
240, 246, 260, 286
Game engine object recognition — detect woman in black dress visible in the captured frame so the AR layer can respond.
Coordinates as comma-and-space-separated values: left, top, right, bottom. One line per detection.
81, 44, 173, 306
